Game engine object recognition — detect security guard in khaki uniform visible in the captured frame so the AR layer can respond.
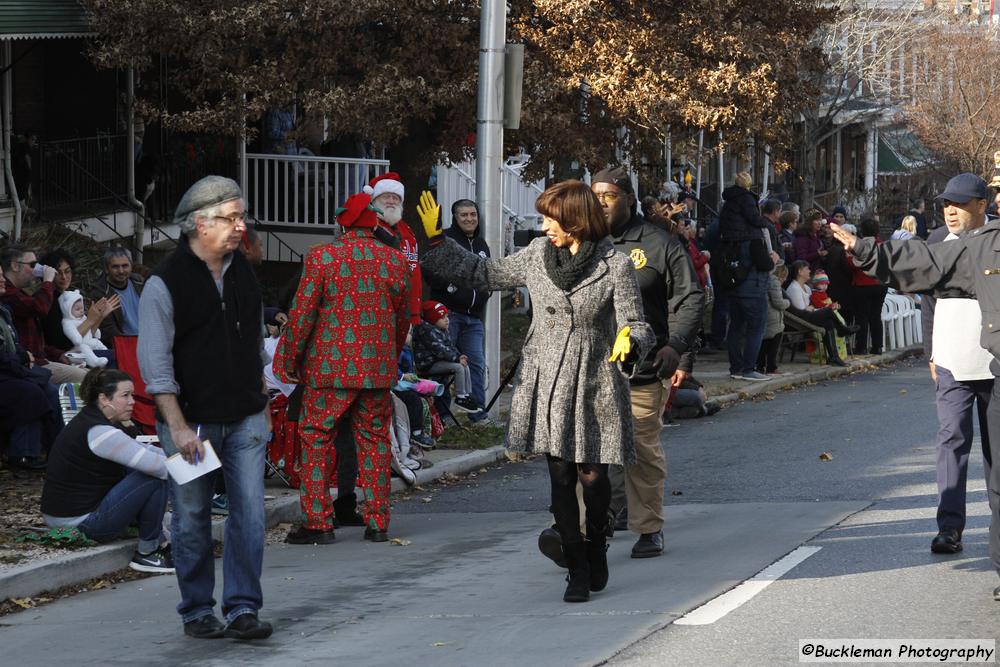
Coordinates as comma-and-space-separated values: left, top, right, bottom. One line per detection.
833, 172, 1000, 599
536, 167, 704, 561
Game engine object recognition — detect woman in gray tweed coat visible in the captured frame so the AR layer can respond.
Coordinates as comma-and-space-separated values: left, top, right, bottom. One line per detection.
418, 181, 654, 603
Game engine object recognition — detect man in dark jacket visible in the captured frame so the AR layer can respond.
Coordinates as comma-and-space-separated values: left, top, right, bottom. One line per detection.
575, 168, 703, 558
88, 247, 145, 348
423, 199, 492, 423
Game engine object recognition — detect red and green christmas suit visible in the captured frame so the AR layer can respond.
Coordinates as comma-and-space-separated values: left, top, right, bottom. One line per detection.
274, 230, 410, 532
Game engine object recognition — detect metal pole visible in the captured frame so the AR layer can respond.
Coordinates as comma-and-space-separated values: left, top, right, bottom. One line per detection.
695, 129, 704, 201
761, 144, 771, 197
127, 65, 145, 263
476, 0, 505, 417
717, 131, 725, 209
665, 125, 671, 185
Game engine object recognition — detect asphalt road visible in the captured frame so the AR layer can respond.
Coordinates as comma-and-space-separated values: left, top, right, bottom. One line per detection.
6, 357, 996, 666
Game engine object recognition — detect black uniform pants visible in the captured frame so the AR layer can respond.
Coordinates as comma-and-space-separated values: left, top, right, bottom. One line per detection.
934, 367, 992, 534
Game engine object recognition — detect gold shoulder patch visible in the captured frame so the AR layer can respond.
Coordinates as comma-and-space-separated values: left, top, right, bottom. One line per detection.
630, 248, 647, 269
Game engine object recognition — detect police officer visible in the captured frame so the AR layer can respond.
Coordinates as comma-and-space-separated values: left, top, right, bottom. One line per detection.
832, 172, 1000, 598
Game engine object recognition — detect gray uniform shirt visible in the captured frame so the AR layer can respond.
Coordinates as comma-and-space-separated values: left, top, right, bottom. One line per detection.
851, 221, 1000, 365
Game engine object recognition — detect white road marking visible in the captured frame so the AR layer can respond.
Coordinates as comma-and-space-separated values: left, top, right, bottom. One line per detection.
674, 545, 822, 625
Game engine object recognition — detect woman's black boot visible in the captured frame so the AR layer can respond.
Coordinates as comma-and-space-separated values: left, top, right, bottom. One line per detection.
586, 536, 609, 592
824, 333, 847, 367
562, 541, 591, 602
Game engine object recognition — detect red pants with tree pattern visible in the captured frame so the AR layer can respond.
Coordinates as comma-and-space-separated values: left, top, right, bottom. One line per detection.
298, 386, 392, 531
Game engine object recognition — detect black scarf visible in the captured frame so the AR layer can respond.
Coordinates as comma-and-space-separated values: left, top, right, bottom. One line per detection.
543, 240, 598, 291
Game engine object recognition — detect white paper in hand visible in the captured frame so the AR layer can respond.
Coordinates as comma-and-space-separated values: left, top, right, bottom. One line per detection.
165, 440, 222, 485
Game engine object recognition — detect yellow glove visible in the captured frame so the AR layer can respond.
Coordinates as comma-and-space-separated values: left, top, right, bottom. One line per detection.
417, 190, 442, 239
608, 326, 632, 363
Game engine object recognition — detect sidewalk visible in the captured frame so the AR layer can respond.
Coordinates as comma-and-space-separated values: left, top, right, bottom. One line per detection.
0, 344, 922, 604
694, 344, 923, 408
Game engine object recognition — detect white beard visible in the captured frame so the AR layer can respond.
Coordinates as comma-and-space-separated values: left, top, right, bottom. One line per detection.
378, 205, 402, 225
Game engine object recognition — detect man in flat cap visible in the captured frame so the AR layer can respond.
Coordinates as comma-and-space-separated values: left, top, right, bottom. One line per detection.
138, 175, 273, 640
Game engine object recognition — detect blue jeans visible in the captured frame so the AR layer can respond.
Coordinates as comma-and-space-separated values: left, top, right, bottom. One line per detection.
727, 292, 768, 376
157, 410, 268, 624
79, 469, 167, 554
448, 312, 487, 417
710, 292, 730, 348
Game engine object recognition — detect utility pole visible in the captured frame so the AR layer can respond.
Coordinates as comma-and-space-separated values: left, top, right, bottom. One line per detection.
477, 0, 505, 416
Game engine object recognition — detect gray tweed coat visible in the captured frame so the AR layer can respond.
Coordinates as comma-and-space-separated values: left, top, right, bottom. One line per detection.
422, 236, 654, 465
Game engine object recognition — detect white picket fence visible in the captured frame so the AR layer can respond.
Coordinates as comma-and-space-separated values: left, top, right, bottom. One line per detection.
244, 152, 390, 227
436, 159, 546, 237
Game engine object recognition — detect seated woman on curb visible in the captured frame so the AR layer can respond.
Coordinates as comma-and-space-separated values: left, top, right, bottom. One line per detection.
40, 367, 174, 573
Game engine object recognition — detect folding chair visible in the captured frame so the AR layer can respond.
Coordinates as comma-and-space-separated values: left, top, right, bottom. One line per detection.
58, 383, 82, 425
779, 312, 826, 363
113, 335, 157, 435
425, 373, 463, 428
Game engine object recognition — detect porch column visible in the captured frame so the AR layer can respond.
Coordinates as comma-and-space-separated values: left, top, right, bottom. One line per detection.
864, 124, 877, 192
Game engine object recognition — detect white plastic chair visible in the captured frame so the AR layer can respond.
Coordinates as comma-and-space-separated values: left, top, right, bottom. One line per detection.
881, 298, 899, 350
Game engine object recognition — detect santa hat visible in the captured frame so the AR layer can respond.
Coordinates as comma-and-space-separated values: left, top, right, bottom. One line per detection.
422, 300, 449, 325
811, 270, 830, 287
363, 172, 405, 201
336, 192, 379, 229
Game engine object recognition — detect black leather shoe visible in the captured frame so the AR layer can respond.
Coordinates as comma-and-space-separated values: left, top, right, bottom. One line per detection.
184, 615, 226, 639
613, 508, 628, 532
8, 455, 46, 471
993, 585, 1000, 601
224, 613, 273, 640
631, 531, 664, 558
538, 526, 567, 568
363, 526, 388, 542
285, 526, 335, 545
931, 529, 962, 554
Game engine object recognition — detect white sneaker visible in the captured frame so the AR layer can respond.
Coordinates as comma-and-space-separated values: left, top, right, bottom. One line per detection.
740, 371, 769, 381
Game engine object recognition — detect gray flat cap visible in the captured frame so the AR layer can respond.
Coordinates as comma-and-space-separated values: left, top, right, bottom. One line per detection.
174, 176, 243, 224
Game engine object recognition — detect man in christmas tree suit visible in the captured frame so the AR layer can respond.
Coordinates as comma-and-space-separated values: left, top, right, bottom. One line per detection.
275, 192, 411, 544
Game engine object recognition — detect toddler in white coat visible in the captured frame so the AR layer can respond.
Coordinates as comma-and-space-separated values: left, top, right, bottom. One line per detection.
59, 290, 108, 368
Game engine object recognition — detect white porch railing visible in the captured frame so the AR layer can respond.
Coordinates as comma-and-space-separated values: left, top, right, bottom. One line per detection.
436, 159, 545, 235
244, 152, 390, 227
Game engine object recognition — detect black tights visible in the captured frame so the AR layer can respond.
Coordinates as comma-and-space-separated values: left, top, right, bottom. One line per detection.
546, 455, 611, 544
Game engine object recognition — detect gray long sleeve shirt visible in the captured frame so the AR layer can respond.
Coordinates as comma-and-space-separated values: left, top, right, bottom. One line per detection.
137, 253, 269, 396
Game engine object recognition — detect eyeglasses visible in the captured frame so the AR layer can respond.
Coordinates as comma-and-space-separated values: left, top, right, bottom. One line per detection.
594, 192, 621, 204
212, 214, 247, 226
14, 260, 38, 268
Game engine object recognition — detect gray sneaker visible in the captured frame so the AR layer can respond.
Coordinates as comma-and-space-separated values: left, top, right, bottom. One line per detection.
740, 371, 769, 381
129, 545, 175, 574
470, 414, 501, 428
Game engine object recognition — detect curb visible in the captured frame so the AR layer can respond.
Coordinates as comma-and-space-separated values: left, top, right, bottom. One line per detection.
0, 445, 508, 602
705, 345, 923, 410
